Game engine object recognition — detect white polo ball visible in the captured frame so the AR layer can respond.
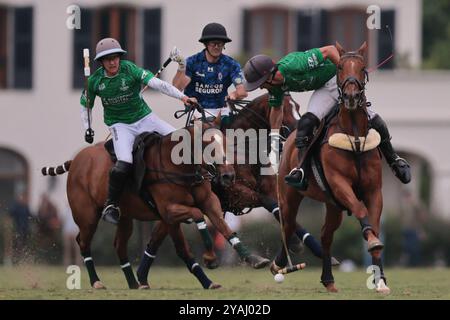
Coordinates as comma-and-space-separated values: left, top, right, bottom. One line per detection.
274, 273, 284, 283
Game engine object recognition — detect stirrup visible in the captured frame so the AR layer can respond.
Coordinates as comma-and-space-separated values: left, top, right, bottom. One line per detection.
288, 167, 304, 177
101, 204, 121, 225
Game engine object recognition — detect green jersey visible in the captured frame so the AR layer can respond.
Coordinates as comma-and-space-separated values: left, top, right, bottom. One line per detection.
268, 48, 336, 107
80, 60, 154, 126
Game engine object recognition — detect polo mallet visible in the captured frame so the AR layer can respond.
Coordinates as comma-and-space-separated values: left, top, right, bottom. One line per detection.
140, 56, 172, 94
275, 169, 306, 276
83, 48, 92, 133
367, 25, 394, 73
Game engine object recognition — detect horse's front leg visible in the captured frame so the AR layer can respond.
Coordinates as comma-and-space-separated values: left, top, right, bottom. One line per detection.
163, 203, 218, 269
320, 204, 343, 293
167, 224, 221, 289
197, 189, 270, 269
364, 188, 390, 294
329, 179, 383, 252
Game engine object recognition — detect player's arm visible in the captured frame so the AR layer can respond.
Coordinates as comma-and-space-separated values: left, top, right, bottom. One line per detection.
319, 45, 340, 65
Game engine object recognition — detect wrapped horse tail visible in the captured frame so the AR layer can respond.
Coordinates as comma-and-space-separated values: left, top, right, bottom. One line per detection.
41, 161, 72, 176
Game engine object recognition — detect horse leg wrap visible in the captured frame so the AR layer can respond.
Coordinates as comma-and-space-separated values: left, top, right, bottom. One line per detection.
136, 246, 156, 284
195, 219, 214, 251
228, 234, 250, 259
358, 216, 374, 240
296, 226, 323, 258
320, 254, 334, 286
372, 256, 387, 285
120, 259, 139, 289
81, 251, 100, 286
184, 257, 212, 289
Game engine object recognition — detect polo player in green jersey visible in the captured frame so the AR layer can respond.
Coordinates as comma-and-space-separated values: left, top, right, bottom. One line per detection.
243, 46, 411, 190
80, 38, 197, 224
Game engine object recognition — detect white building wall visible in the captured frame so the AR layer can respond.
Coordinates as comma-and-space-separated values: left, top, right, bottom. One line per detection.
2, 0, 448, 220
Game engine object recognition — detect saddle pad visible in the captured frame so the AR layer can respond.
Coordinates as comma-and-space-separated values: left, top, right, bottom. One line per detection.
328, 128, 380, 152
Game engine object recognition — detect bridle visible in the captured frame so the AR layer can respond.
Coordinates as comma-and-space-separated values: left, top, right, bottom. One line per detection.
337, 52, 369, 108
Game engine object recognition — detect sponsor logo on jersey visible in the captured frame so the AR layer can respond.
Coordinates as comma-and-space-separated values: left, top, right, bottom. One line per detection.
120, 78, 129, 91
195, 82, 223, 94
195, 71, 206, 77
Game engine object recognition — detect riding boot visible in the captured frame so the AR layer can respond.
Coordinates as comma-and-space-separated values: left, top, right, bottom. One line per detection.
371, 115, 411, 184
284, 112, 320, 190
102, 161, 133, 224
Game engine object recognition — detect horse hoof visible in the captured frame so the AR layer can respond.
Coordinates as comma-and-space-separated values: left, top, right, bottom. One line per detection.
208, 283, 222, 290
203, 254, 219, 269
375, 279, 390, 295
92, 281, 106, 290
245, 255, 270, 269
326, 283, 339, 293
331, 257, 340, 266
138, 284, 150, 290
368, 240, 384, 252
270, 261, 282, 275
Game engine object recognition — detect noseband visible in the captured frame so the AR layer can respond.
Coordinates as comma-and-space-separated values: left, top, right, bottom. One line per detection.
337, 53, 369, 108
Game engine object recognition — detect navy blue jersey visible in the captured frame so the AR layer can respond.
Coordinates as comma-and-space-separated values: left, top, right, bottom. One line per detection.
184, 50, 244, 109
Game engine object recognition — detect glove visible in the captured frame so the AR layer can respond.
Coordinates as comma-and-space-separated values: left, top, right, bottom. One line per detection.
170, 46, 186, 71
85, 128, 94, 144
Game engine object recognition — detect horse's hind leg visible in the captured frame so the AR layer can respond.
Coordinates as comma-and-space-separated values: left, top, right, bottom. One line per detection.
114, 216, 139, 289
75, 213, 105, 289
320, 204, 343, 293
136, 221, 169, 288
165, 204, 218, 269
168, 224, 221, 289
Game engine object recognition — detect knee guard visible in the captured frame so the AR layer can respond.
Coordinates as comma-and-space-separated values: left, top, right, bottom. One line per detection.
295, 112, 320, 148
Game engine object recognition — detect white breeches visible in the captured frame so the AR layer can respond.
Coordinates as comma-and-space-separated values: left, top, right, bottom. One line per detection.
108, 113, 175, 164
307, 76, 377, 120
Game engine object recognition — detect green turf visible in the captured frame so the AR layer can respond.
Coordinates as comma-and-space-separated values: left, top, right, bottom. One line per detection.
0, 265, 449, 300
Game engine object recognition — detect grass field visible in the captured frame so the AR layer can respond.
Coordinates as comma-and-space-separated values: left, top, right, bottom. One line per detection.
0, 265, 449, 300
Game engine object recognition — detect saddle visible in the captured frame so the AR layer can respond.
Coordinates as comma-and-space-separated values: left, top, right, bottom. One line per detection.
104, 132, 163, 212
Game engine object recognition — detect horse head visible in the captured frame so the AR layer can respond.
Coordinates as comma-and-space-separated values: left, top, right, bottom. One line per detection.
336, 41, 369, 112
189, 114, 235, 188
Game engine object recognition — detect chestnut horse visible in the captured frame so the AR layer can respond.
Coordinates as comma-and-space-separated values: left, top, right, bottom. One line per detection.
42, 116, 269, 289
135, 94, 337, 287
274, 42, 390, 294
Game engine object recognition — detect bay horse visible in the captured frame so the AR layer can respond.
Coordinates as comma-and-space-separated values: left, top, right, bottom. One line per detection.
42, 116, 269, 289
274, 42, 390, 294
135, 94, 338, 287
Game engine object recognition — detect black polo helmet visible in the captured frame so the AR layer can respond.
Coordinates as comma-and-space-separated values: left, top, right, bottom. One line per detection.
199, 23, 232, 43
243, 54, 276, 91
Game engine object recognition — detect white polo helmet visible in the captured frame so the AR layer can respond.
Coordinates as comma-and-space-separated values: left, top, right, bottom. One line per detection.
94, 38, 127, 61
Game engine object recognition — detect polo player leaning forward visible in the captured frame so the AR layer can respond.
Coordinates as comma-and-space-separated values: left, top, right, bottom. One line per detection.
243, 45, 411, 190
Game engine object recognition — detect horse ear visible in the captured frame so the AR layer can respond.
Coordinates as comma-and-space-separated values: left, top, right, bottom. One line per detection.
357, 41, 368, 56
335, 41, 346, 56
214, 111, 222, 126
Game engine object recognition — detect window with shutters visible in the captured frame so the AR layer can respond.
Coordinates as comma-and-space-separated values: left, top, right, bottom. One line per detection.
0, 6, 33, 89
72, 7, 161, 88
296, 7, 396, 69
243, 7, 293, 59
